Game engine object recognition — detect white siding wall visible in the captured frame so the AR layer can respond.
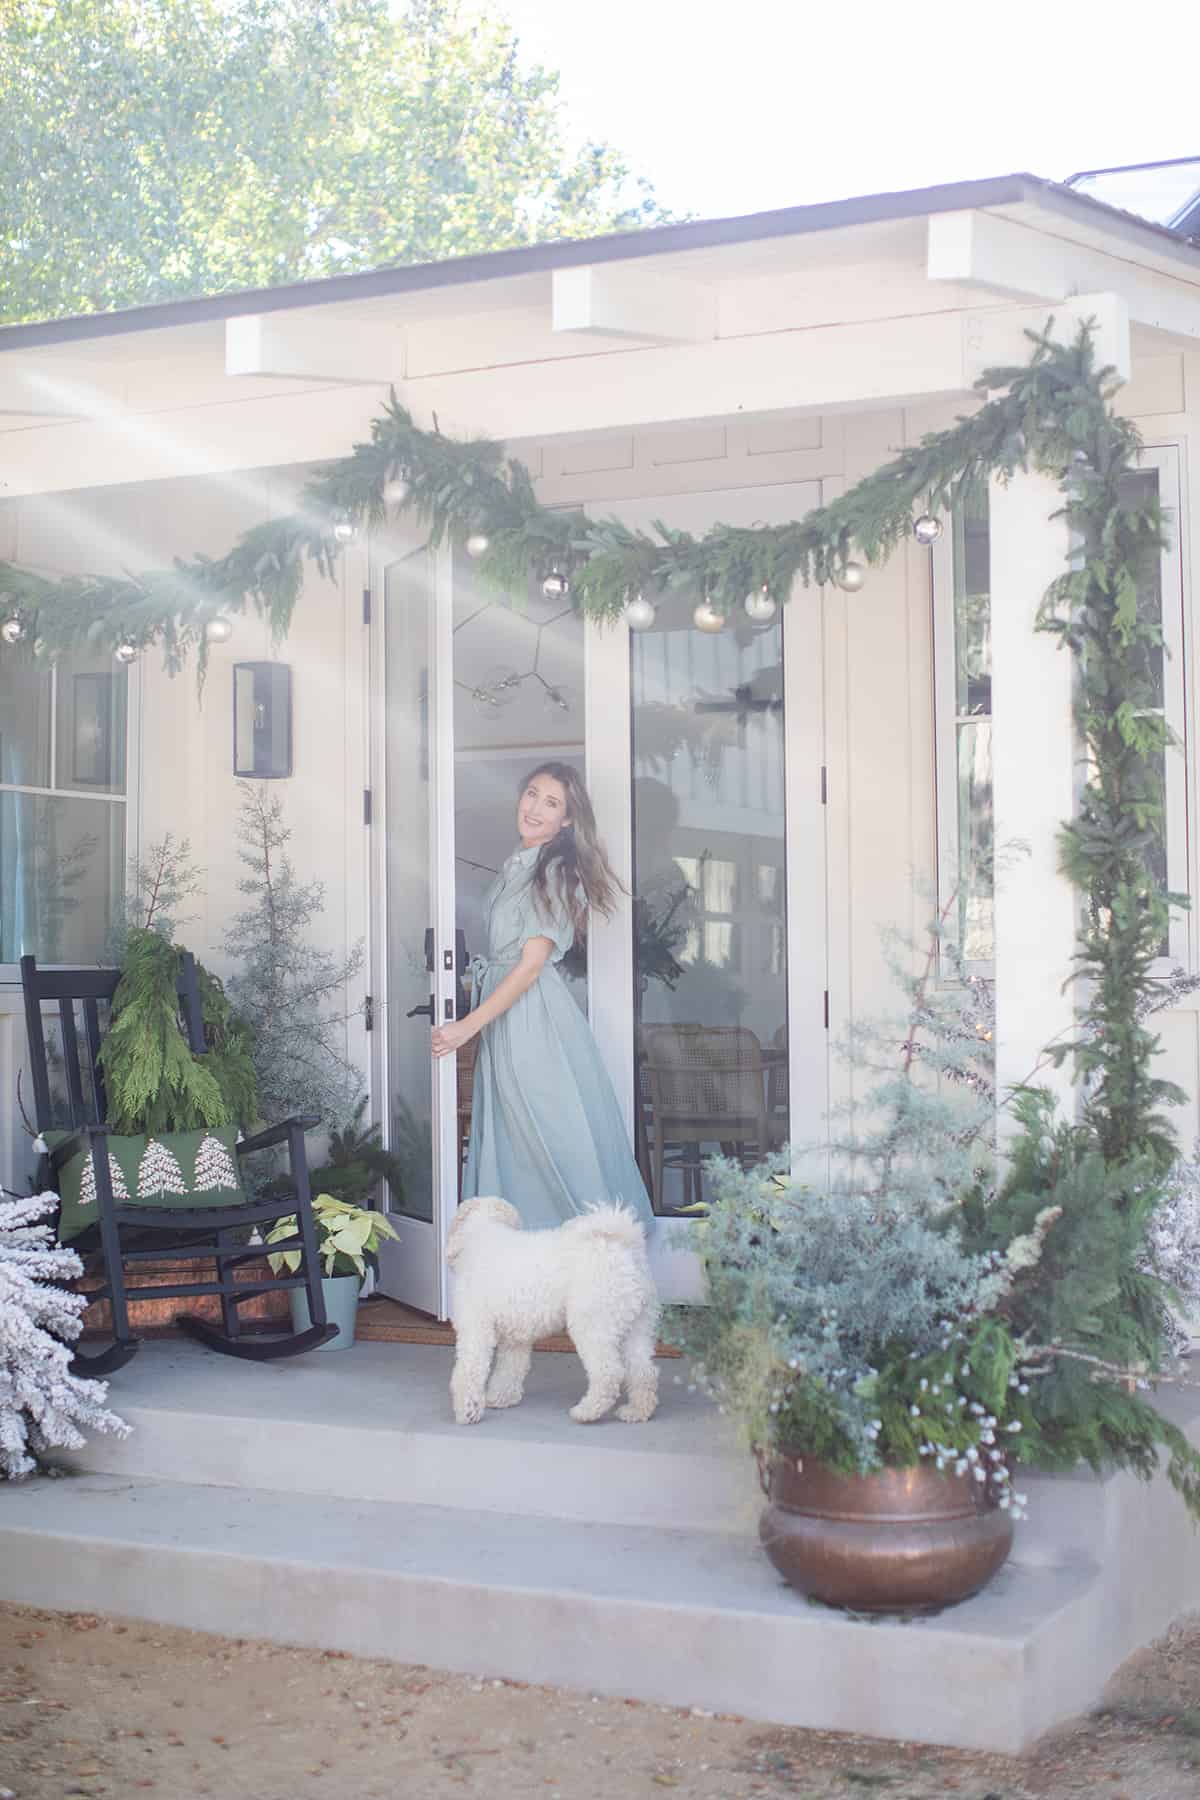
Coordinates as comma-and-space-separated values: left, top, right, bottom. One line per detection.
3, 344, 1198, 1192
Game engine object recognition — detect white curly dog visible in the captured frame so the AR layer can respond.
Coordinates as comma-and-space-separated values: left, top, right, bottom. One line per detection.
446, 1197, 660, 1426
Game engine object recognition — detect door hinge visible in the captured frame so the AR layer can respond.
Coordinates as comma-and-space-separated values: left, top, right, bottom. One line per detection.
363, 995, 374, 1033
363, 788, 373, 826
362, 586, 372, 625
820, 765, 828, 805
823, 990, 830, 1029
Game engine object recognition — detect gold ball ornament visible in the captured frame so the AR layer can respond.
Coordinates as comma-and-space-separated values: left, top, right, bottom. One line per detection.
114, 642, 139, 665
205, 616, 234, 644
912, 514, 943, 546
541, 569, 570, 600
835, 561, 866, 593
693, 599, 727, 633
1, 616, 25, 646
382, 476, 410, 506
465, 532, 491, 559
332, 513, 357, 544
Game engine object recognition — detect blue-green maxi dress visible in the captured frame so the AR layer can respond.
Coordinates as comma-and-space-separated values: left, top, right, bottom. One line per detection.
461, 843, 655, 1230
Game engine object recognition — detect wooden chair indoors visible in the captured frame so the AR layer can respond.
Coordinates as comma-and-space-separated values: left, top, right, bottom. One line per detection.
638, 1022, 774, 1213
21, 952, 337, 1376
456, 1036, 479, 1197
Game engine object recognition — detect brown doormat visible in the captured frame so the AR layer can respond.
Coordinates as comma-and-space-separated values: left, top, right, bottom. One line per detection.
356, 1295, 680, 1357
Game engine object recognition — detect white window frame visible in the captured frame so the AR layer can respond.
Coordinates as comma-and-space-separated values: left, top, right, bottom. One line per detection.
931, 492, 994, 975
932, 443, 1191, 974
0, 652, 140, 978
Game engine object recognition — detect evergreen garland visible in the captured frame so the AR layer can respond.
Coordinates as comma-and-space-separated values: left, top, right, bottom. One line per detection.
0, 319, 1125, 682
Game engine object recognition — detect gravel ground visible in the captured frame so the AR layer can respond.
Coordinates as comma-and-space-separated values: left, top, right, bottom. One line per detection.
2, 1603, 1199, 1800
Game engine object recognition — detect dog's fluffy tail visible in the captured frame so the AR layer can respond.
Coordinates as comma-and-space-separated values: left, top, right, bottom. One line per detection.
567, 1202, 647, 1248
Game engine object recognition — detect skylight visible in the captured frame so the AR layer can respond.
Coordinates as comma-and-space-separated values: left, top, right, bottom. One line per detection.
1066, 158, 1200, 234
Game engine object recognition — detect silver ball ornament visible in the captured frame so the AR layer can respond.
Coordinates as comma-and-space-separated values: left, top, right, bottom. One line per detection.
465, 532, 491, 560
743, 585, 778, 624
912, 514, 943, 546
382, 476, 410, 506
541, 569, 570, 600
1, 616, 25, 646
114, 642, 139, 665
205, 615, 234, 644
692, 599, 726, 634
332, 513, 357, 544
835, 561, 866, 593
624, 592, 657, 632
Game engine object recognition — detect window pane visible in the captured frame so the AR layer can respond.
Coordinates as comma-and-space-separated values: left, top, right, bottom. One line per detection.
956, 719, 995, 963
631, 592, 787, 1212
0, 792, 124, 963
0, 655, 52, 787
55, 655, 129, 794
953, 490, 991, 717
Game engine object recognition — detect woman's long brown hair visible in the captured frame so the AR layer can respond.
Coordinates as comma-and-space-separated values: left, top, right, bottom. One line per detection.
520, 762, 623, 941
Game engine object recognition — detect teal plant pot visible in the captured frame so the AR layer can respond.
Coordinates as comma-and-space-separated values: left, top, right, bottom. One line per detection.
289, 1273, 360, 1351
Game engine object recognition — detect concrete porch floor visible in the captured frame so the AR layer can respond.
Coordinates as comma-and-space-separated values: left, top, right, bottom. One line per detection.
3, 1337, 1199, 1753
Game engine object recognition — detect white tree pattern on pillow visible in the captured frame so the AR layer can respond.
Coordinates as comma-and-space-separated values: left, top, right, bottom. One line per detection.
136, 1139, 188, 1201
191, 1134, 238, 1194
77, 1152, 130, 1207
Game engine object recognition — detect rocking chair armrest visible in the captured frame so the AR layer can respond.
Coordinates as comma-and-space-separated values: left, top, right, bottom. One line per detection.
235, 1115, 320, 1155
47, 1123, 110, 1171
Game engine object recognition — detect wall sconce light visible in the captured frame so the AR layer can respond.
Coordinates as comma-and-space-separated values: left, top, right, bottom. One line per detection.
233, 662, 292, 778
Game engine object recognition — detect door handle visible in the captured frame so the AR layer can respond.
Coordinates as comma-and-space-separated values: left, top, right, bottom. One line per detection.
406, 995, 435, 1020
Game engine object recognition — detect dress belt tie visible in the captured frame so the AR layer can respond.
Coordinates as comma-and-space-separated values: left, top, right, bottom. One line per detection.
467, 953, 518, 1008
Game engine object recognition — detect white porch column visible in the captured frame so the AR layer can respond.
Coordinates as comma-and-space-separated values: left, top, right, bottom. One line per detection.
989, 469, 1077, 1122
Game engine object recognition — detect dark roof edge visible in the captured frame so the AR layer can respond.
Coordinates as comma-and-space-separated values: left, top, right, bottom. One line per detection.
1, 171, 1197, 354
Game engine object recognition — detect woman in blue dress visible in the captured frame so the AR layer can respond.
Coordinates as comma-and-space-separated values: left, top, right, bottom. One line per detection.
431, 762, 655, 1231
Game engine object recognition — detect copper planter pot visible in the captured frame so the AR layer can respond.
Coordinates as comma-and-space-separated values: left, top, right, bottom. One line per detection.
760, 1454, 1013, 1614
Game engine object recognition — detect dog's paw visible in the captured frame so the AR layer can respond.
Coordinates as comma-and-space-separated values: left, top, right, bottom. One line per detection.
453, 1398, 485, 1425
485, 1387, 524, 1409
569, 1400, 613, 1424
616, 1401, 657, 1423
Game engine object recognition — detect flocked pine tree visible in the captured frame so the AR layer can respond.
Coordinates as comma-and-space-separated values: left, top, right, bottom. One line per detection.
0, 1191, 128, 1480
225, 784, 364, 1129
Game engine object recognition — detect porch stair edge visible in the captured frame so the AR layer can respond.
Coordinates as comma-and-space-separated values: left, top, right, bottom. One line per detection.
1, 1471, 1106, 1755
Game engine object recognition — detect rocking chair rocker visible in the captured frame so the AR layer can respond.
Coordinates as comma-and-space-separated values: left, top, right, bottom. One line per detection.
21, 953, 338, 1375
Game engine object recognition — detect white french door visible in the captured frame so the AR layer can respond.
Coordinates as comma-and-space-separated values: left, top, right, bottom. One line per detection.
369, 544, 458, 1318
370, 484, 829, 1319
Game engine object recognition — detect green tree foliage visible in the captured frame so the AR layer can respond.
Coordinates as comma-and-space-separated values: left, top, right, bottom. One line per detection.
224, 783, 365, 1129
99, 928, 231, 1134
0, 0, 664, 325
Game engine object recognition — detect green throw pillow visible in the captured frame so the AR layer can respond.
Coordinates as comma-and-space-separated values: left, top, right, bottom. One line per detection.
47, 1126, 246, 1243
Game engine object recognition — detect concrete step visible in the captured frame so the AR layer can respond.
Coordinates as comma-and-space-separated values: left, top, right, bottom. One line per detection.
1, 1469, 1097, 1754
56, 1338, 759, 1534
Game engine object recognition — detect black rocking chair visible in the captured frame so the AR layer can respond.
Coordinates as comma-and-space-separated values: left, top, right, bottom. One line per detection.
21, 952, 338, 1375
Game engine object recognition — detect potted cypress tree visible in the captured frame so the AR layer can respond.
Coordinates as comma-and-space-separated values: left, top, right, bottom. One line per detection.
668, 907, 1200, 1613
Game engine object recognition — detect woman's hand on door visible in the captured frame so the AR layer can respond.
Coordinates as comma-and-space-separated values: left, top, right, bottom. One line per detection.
432, 1017, 476, 1058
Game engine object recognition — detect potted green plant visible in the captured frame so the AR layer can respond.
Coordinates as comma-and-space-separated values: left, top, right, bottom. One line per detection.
665, 915, 1038, 1612
669, 905, 1200, 1613
265, 1193, 398, 1352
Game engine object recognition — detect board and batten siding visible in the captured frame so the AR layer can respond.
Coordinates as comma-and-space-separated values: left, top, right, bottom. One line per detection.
2, 348, 1199, 1195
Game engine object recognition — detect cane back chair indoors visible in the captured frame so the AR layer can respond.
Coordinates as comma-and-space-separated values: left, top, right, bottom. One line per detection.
21, 953, 337, 1375
638, 1022, 781, 1213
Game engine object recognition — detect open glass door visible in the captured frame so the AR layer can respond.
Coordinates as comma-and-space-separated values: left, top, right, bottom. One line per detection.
371, 547, 457, 1317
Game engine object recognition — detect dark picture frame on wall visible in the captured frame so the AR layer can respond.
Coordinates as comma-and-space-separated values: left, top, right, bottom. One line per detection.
71, 673, 115, 787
